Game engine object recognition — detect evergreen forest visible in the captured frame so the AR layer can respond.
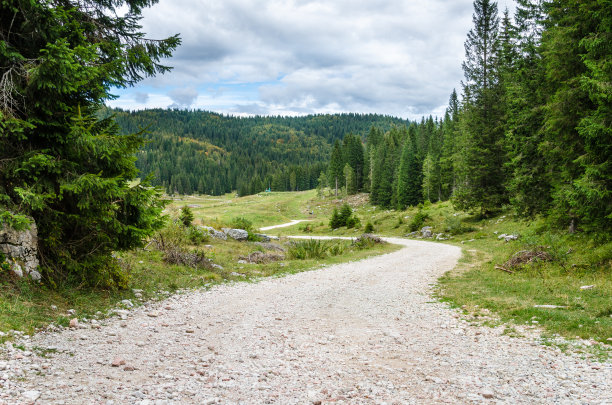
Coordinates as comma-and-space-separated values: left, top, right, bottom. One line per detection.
111, 109, 408, 196
360, 0, 611, 235
115, 0, 610, 236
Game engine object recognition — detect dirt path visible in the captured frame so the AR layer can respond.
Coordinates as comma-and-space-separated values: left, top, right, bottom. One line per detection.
1, 237, 610, 404
258, 220, 310, 231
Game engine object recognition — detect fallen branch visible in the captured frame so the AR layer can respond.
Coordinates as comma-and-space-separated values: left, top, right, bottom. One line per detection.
495, 265, 514, 274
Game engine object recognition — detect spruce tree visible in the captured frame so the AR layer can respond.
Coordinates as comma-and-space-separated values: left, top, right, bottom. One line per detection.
396, 138, 423, 209
439, 90, 460, 200
454, 0, 507, 217
328, 140, 344, 196
0, 0, 179, 285
344, 164, 357, 195
504, 0, 550, 217
540, 0, 612, 232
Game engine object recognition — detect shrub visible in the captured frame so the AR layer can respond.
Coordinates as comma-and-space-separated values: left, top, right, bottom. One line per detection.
352, 234, 385, 250
364, 222, 375, 233
328, 242, 346, 256
180, 206, 194, 227
288, 239, 329, 259
338, 203, 353, 224
187, 226, 210, 245
443, 215, 475, 235
153, 222, 188, 250
346, 216, 361, 229
163, 247, 213, 270
0, 252, 11, 273
299, 223, 313, 233
229, 216, 254, 232
330, 208, 343, 229
239, 251, 285, 264
330, 203, 360, 229
394, 216, 404, 229
409, 210, 429, 232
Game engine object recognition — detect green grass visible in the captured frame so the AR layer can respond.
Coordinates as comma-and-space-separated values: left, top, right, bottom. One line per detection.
0, 192, 399, 339
239, 190, 611, 355
169, 190, 319, 229
2, 188, 610, 358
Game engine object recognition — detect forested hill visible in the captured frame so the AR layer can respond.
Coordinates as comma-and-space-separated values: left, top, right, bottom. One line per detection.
110, 108, 409, 195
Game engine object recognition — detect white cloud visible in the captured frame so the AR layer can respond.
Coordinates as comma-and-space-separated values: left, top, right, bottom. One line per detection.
108, 0, 517, 119
167, 87, 199, 108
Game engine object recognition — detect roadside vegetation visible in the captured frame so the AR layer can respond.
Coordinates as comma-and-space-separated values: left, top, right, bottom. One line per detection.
0, 192, 397, 338
257, 190, 611, 353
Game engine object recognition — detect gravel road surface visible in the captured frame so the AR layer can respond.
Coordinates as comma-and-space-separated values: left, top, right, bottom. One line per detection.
1, 237, 610, 404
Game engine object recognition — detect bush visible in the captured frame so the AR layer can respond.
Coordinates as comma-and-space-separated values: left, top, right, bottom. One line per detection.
287, 239, 329, 259
339, 203, 353, 224
443, 215, 475, 235
299, 223, 313, 233
346, 216, 361, 229
163, 247, 213, 270
187, 226, 209, 245
180, 206, 194, 227
328, 242, 346, 256
352, 234, 385, 250
409, 210, 430, 232
229, 216, 254, 232
329, 208, 342, 229
330, 203, 360, 229
153, 222, 188, 250
364, 222, 375, 233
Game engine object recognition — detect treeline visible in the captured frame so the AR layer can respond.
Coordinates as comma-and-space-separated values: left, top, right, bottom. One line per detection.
344, 0, 610, 235
110, 109, 409, 196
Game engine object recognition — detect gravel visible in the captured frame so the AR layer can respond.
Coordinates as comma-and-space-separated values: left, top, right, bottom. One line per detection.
1, 237, 610, 404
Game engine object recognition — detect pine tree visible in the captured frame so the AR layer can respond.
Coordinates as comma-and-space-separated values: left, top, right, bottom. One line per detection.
504, 0, 550, 217
439, 90, 460, 200
328, 140, 344, 196
396, 138, 423, 209
343, 134, 365, 190
344, 164, 357, 195
454, 0, 507, 217
180, 206, 194, 227
421, 153, 436, 202
0, 1, 179, 285
540, 0, 612, 232
316, 172, 328, 197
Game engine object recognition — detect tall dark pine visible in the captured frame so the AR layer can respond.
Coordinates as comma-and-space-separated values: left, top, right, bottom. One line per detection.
328, 140, 344, 196
343, 134, 365, 191
504, 0, 550, 218
439, 89, 460, 200
454, 0, 507, 217
396, 137, 423, 209
540, 0, 612, 233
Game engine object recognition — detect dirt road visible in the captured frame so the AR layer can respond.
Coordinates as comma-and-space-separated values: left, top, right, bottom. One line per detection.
1, 237, 610, 404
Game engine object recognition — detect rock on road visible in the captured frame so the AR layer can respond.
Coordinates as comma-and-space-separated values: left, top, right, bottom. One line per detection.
1, 237, 610, 404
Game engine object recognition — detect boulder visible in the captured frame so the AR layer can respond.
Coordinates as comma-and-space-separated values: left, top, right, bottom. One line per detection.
0, 218, 40, 278
222, 228, 249, 241
421, 226, 433, 238
498, 233, 518, 242
200, 226, 227, 240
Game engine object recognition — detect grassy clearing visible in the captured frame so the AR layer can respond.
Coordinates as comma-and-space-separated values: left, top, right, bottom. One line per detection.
253, 190, 611, 354
2, 188, 609, 356
169, 190, 318, 229
0, 192, 398, 339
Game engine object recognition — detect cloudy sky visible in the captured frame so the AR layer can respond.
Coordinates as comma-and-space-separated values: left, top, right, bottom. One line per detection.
108, 0, 516, 120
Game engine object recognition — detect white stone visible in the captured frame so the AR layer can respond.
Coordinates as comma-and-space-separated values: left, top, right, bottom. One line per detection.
22, 390, 41, 401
